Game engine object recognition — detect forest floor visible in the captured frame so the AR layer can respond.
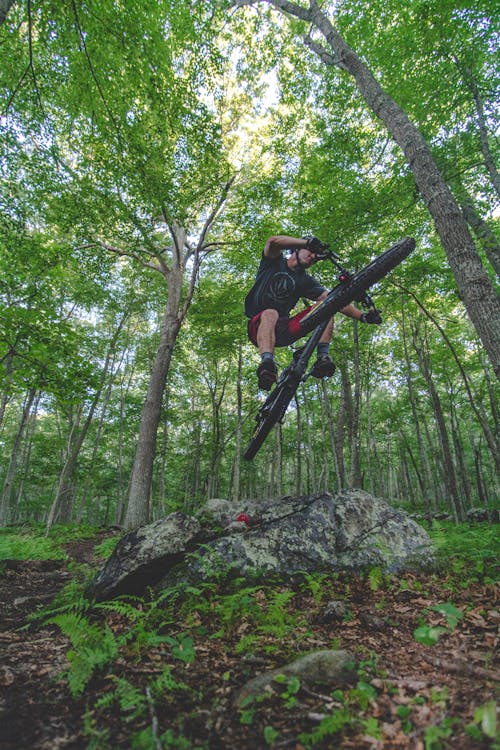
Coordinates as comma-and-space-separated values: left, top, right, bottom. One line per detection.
0, 524, 498, 750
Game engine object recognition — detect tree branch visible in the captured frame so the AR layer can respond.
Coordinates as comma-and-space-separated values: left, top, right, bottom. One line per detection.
229, 0, 311, 21
97, 242, 166, 275
197, 175, 236, 255
303, 34, 340, 68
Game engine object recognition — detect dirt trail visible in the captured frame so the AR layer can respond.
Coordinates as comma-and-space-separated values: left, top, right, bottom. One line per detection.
0, 537, 498, 749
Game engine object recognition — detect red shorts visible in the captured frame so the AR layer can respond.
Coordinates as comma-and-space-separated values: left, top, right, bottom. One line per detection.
247, 306, 315, 348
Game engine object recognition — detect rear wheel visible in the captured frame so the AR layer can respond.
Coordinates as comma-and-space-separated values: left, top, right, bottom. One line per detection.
243, 384, 295, 461
298, 237, 415, 335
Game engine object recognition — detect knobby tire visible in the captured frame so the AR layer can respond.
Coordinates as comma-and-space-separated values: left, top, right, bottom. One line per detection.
243, 384, 295, 461
297, 237, 415, 336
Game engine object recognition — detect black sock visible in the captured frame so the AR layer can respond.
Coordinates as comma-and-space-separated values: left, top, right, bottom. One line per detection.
317, 343, 330, 358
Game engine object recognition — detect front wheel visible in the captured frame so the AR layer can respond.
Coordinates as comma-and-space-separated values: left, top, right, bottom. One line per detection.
243, 384, 295, 461
298, 237, 415, 336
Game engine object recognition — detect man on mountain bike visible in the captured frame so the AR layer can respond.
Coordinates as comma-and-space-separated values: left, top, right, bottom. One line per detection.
245, 235, 382, 390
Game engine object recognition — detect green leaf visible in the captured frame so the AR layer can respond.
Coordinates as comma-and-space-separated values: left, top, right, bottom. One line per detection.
473, 700, 497, 739
263, 725, 280, 744
429, 603, 463, 630
413, 625, 447, 646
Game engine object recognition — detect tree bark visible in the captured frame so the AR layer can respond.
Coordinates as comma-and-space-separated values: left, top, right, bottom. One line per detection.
0, 0, 17, 26
349, 322, 362, 488
460, 198, 500, 277
412, 326, 464, 521
294, 393, 303, 495
231, 344, 243, 503
396, 283, 500, 474
0, 388, 37, 524
124, 263, 183, 528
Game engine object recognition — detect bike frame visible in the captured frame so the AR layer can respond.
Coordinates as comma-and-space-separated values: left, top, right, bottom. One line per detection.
243, 237, 415, 461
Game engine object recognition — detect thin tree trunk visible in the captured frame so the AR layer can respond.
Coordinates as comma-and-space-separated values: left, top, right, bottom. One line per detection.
232, 344, 243, 503
76, 348, 121, 522
399, 430, 425, 503
349, 323, 362, 488
453, 58, 500, 198
115, 363, 136, 525
276, 421, 283, 496
300, 384, 315, 492
0, 388, 37, 524
14, 391, 40, 522
401, 302, 436, 509
295, 393, 303, 495
47, 313, 128, 529
412, 328, 464, 521
396, 283, 500, 473
0, 350, 14, 429
320, 380, 342, 491
474, 445, 487, 509
336, 366, 349, 488
158, 388, 170, 512
448, 387, 472, 510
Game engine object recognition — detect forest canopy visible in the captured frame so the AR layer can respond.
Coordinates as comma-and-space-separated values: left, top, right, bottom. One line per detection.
0, 0, 498, 529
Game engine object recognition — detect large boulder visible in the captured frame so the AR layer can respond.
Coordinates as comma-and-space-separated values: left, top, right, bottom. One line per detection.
88, 511, 203, 601
88, 490, 434, 601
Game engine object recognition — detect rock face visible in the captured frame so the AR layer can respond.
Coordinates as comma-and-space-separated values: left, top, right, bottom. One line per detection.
88, 512, 202, 601
88, 490, 434, 601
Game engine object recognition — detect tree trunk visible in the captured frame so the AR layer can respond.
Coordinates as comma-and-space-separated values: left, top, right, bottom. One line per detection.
0, 388, 37, 524
276, 422, 283, 496
122, 174, 235, 528
349, 323, 362, 488
235, 0, 500, 380
412, 328, 464, 521
14, 391, 40, 522
336, 367, 349, 488
397, 284, 500, 473
401, 304, 436, 509
47, 313, 128, 529
295, 393, 303, 495
319, 382, 337, 490
448, 386, 472, 510
158, 388, 170, 513
454, 58, 500, 199
75, 349, 119, 522
0, 350, 14, 428
0, 0, 17, 26
123, 264, 183, 529
460, 198, 500, 277
231, 344, 243, 503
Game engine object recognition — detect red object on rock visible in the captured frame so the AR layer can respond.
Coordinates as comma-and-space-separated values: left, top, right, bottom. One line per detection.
236, 513, 250, 525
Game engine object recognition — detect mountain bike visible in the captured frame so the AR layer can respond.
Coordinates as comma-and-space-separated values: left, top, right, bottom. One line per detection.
243, 236, 415, 461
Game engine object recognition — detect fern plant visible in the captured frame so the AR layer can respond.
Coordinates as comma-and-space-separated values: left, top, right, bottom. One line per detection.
48, 612, 123, 696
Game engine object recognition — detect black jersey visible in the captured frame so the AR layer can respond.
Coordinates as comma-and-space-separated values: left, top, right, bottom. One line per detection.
244, 253, 325, 318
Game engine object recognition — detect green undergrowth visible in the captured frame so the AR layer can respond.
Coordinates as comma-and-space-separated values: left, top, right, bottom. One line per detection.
426, 520, 499, 583
2, 519, 499, 748
0, 524, 117, 563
